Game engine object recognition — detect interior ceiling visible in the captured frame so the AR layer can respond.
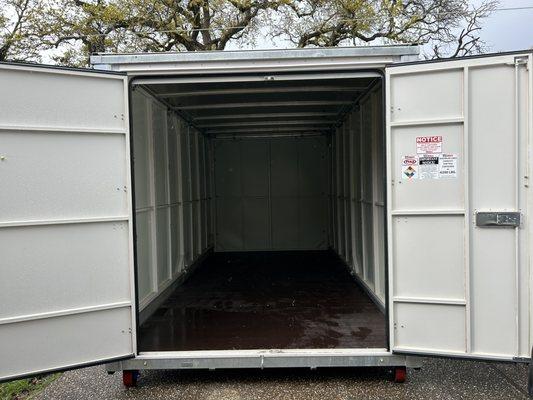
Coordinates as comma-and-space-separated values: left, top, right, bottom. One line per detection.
142, 76, 377, 137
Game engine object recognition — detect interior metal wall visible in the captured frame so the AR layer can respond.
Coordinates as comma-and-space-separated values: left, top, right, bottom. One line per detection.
330, 85, 386, 306
132, 88, 212, 310
213, 136, 328, 251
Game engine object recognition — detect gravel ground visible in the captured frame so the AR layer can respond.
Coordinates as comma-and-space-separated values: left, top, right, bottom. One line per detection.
35, 358, 529, 400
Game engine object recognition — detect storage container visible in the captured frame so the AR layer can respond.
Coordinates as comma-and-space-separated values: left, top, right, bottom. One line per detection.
1, 46, 532, 388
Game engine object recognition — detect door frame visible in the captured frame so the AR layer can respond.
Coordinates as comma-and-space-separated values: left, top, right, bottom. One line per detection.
127, 68, 392, 356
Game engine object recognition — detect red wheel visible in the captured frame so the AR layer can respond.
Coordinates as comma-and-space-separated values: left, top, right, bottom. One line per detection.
393, 366, 407, 383
122, 370, 139, 388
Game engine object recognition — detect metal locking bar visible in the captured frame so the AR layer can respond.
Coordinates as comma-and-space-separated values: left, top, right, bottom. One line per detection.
475, 212, 521, 228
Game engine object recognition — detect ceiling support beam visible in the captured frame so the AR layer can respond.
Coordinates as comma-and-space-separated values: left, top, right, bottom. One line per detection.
206, 126, 331, 134
159, 86, 366, 97
193, 112, 339, 121
197, 120, 334, 129
175, 100, 352, 110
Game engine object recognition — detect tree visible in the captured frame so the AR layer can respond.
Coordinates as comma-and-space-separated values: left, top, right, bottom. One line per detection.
40, 0, 141, 66
1, 0, 498, 65
123, 0, 289, 52
40, 0, 289, 66
0, 0, 44, 62
272, 0, 498, 58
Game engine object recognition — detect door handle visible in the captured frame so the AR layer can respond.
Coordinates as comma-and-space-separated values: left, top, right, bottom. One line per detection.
475, 212, 521, 228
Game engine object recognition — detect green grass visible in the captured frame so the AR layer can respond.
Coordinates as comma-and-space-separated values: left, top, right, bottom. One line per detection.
0, 374, 60, 400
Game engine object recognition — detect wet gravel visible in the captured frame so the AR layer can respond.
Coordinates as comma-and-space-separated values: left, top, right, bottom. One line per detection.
36, 358, 529, 400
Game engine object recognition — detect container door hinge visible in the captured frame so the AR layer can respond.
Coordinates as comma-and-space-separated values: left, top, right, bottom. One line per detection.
515, 57, 529, 69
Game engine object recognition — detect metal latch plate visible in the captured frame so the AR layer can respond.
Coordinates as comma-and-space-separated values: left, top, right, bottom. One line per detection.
475, 212, 521, 228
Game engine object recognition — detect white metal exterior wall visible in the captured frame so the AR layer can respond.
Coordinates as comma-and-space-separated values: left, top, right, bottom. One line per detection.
131, 88, 212, 311
0, 65, 135, 380
330, 86, 386, 306
214, 136, 328, 251
387, 53, 532, 359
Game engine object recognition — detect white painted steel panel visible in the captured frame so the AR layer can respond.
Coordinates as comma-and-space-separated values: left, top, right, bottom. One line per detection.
0, 65, 134, 380
299, 197, 327, 249
371, 90, 386, 301
387, 53, 531, 359
181, 127, 194, 265
191, 131, 202, 257
136, 211, 155, 302
243, 198, 270, 249
335, 128, 345, 257
393, 216, 465, 300
298, 137, 326, 196
242, 141, 269, 197
183, 202, 193, 263
394, 303, 466, 353
214, 137, 328, 251
156, 208, 171, 286
272, 197, 299, 248
0, 308, 132, 381
271, 139, 298, 197
198, 135, 207, 251
132, 92, 151, 209
215, 140, 242, 197
0, 222, 130, 318
216, 198, 244, 250
133, 89, 214, 312
153, 104, 169, 206
389, 69, 463, 123
0, 67, 125, 130
391, 124, 463, 212
0, 131, 128, 221
350, 111, 363, 274
168, 116, 180, 204
469, 64, 519, 357
170, 206, 182, 274
361, 99, 374, 287
330, 87, 385, 306
132, 90, 157, 309
343, 122, 352, 262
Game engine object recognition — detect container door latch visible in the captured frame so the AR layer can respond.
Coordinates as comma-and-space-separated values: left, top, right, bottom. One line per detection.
475, 211, 521, 228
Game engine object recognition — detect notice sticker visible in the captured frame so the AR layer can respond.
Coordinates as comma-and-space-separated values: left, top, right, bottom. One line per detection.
418, 155, 440, 180
439, 153, 458, 178
401, 155, 419, 180
416, 136, 442, 154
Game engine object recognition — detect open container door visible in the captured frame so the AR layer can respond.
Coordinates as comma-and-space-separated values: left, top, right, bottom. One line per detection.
0, 63, 135, 381
386, 52, 532, 361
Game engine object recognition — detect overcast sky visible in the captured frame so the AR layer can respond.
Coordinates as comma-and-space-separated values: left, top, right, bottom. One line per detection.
478, 0, 533, 51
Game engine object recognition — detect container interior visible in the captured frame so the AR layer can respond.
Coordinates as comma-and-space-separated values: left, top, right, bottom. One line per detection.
131, 72, 387, 351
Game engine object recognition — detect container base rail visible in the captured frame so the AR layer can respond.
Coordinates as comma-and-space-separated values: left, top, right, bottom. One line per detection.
106, 353, 421, 388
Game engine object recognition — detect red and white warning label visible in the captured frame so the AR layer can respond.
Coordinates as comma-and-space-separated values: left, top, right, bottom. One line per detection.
416, 136, 442, 154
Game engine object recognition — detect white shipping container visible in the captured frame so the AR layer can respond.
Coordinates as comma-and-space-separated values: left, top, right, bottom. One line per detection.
0, 46, 532, 389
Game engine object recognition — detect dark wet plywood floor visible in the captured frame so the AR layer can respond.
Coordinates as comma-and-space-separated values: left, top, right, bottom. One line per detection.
139, 251, 387, 351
